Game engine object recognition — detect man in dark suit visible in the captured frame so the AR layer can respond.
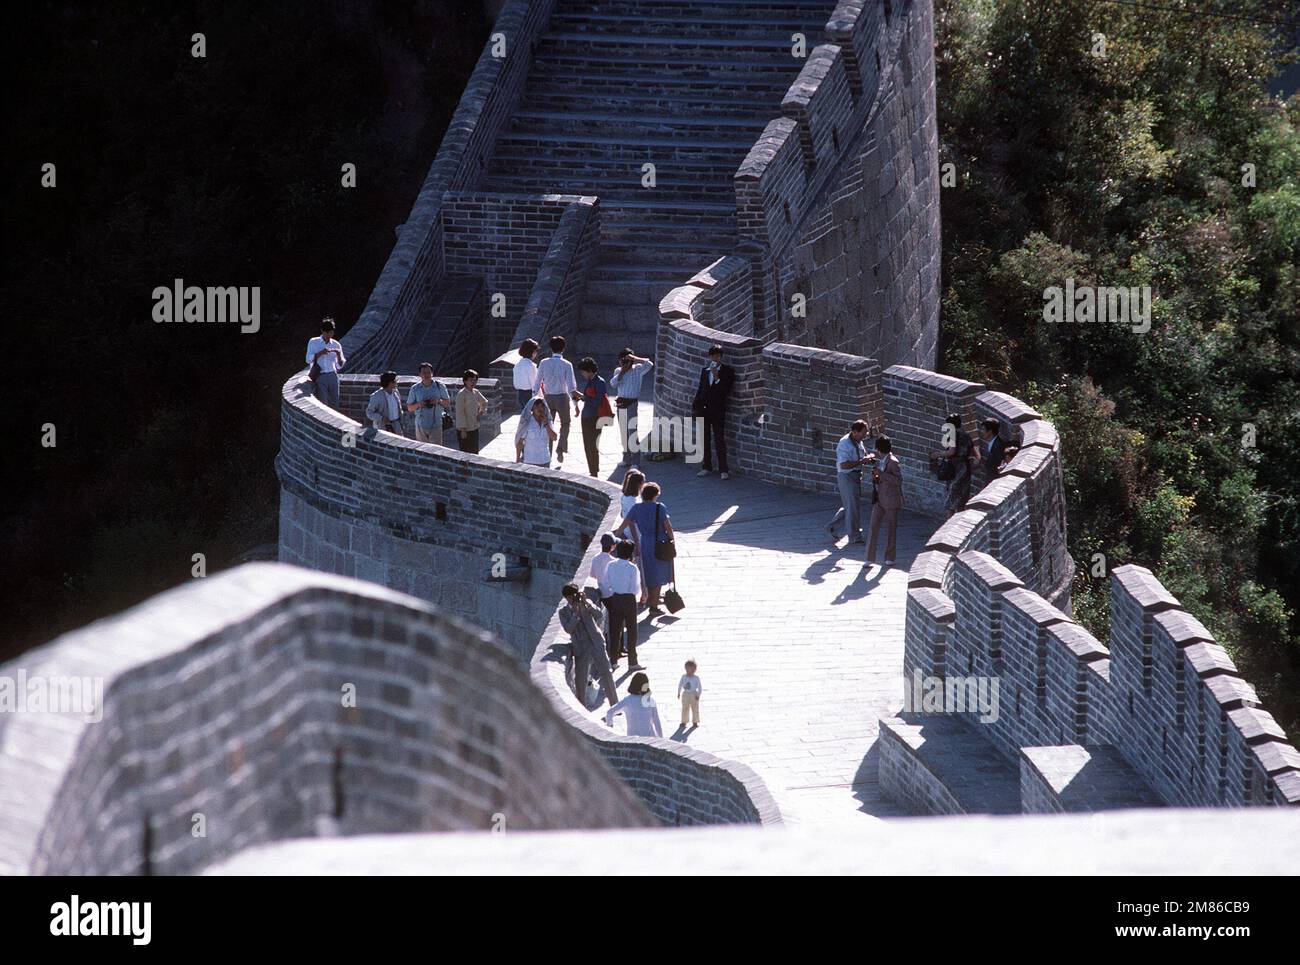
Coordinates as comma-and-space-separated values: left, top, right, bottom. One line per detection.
977, 418, 1008, 489
692, 344, 735, 479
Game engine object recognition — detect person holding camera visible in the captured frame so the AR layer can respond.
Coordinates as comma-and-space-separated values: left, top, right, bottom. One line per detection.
365, 371, 405, 435
610, 347, 653, 469
558, 583, 618, 709
866, 435, 904, 566
406, 362, 451, 444
827, 420, 871, 543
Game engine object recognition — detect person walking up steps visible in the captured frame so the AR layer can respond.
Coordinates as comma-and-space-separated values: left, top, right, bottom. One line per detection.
678, 659, 702, 728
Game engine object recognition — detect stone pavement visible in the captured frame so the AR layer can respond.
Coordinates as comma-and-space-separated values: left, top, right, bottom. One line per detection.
485, 393, 932, 826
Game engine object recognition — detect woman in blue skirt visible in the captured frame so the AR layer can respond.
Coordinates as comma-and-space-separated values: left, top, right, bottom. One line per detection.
617, 481, 675, 616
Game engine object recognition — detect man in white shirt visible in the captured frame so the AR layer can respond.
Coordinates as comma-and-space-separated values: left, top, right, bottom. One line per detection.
604, 540, 643, 671
365, 370, 405, 435
827, 419, 870, 543
589, 533, 617, 609
513, 337, 540, 410
610, 346, 654, 469
305, 317, 345, 410
536, 335, 577, 462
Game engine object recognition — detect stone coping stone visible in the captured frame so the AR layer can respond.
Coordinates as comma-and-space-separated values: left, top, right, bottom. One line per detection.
1020, 744, 1165, 812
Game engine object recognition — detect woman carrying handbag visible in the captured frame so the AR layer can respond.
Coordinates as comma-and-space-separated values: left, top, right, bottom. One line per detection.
617, 481, 675, 616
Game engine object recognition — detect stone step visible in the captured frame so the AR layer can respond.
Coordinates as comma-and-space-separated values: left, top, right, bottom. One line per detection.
576, 300, 662, 329
553, 0, 833, 18
597, 245, 726, 276
522, 88, 782, 121
393, 275, 482, 372
529, 48, 805, 80
524, 70, 796, 100
537, 30, 817, 62
582, 276, 681, 307
486, 150, 738, 174
588, 262, 700, 284
481, 171, 736, 204
491, 128, 754, 161
508, 109, 769, 142
549, 11, 826, 40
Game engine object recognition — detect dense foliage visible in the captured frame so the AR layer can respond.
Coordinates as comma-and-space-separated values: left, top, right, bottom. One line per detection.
936, 0, 1300, 736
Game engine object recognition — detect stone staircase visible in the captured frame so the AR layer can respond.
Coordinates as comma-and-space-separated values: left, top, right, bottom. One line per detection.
394, 275, 484, 375
482, 0, 831, 364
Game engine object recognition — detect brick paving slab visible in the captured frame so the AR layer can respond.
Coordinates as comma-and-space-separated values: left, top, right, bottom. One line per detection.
485, 393, 927, 825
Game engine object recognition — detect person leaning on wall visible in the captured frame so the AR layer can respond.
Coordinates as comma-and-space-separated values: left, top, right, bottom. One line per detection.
931, 412, 975, 516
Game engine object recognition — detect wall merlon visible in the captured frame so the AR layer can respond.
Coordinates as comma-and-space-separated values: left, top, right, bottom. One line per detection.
1111, 564, 1181, 612
1229, 706, 1289, 745
1003, 586, 1070, 628
926, 510, 987, 552
1152, 609, 1215, 647
909, 586, 956, 623
1183, 636, 1237, 678
954, 549, 1022, 591
975, 390, 1041, 425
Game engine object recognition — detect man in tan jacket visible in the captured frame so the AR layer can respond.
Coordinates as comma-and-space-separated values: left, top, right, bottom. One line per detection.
866, 435, 904, 566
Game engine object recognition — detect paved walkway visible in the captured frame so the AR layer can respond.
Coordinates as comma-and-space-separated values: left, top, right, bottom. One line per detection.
484, 396, 930, 826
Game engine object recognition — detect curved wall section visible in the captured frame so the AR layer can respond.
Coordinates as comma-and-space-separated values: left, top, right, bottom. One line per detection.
278, 371, 618, 660
277, 373, 779, 825
0, 564, 654, 876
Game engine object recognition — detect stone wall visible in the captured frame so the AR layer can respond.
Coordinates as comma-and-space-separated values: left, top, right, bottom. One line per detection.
490, 197, 602, 380
278, 370, 780, 823
336, 372, 504, 447
729, 0, 939, 364
0, 564, 654, 876
443, 192, 599, 357
278, 370, 609, 657
531, 648, 782, 827
652, 0, 939, 490
343, 0, 559, 368
890, 375, 1300, 811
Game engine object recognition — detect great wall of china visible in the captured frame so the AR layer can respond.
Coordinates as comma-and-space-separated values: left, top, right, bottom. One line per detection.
1, 0, 1296, 875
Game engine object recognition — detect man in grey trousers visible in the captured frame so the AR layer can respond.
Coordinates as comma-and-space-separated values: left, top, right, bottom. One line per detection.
558, 583, 618, 708
827, 419, 871, 544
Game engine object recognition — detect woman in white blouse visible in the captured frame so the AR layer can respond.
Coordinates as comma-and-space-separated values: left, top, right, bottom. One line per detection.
515, 397, 558, 466
603, 672, 663, 738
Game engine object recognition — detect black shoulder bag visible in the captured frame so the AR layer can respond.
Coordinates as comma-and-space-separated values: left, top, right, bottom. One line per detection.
653, 503, 676, 561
